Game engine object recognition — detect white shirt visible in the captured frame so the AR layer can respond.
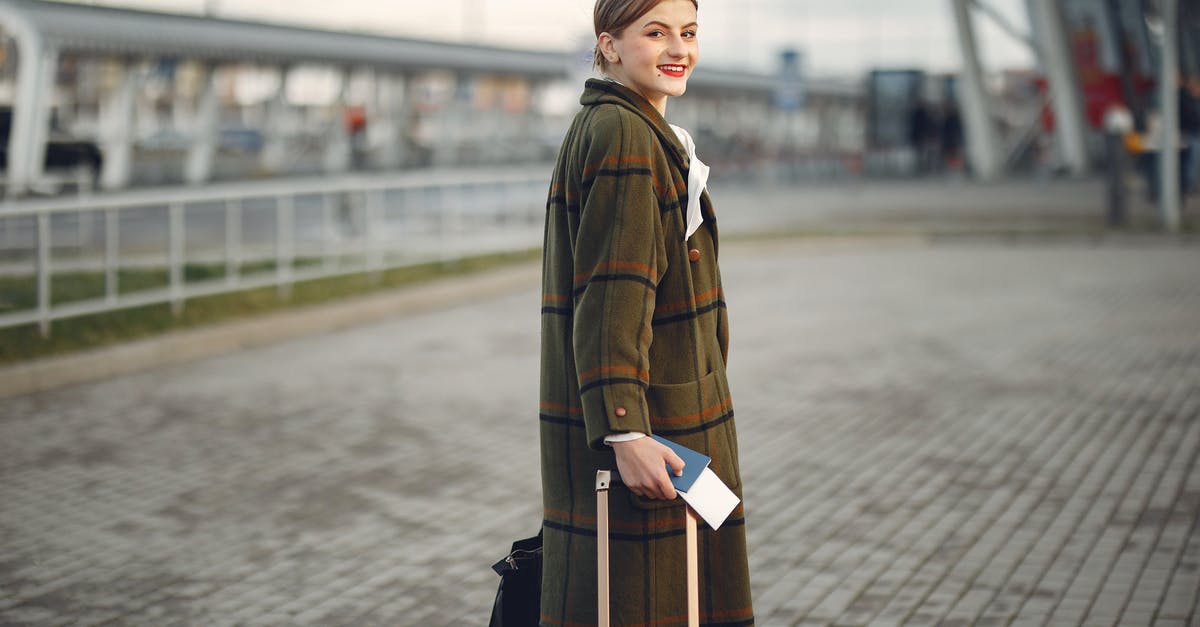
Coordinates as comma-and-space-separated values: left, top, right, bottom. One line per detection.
669, 124, 709, 240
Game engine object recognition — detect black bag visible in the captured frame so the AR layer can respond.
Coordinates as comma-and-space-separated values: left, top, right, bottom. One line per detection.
489, 530, 542, 627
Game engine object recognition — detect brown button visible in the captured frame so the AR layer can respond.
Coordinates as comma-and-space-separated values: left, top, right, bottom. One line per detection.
615, 407, 627, 417
688, 248, 701, 262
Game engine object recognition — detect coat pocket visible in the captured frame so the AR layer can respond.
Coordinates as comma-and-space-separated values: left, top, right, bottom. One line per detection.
628, 369, 741, 511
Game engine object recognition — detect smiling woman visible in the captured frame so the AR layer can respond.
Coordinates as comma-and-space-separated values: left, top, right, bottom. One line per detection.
538, 0, 755, 625
594, 0, 698, 115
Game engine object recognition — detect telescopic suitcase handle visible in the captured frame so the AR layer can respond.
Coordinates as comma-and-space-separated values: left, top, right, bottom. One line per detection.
596, 470, 699, 627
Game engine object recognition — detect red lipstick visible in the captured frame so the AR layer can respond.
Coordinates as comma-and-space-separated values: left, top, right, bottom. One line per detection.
658, 64, 687, 78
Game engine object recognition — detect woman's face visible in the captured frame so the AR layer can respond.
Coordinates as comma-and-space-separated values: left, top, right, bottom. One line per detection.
600, 0, 699, 114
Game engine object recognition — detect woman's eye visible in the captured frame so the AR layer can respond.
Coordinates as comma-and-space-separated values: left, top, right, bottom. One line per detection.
683, 30, 697, 39
647, 30, 664, 38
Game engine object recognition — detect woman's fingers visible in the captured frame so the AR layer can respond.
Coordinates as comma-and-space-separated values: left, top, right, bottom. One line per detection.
666, 450, 686, 477
641, 469, 674, 500
611, 437, 684, 500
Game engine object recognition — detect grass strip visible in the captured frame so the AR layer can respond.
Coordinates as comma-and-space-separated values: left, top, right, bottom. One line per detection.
0, 249, 539, 366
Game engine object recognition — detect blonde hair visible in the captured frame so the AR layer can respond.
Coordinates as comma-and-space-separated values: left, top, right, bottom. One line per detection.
593, 0, 698, 73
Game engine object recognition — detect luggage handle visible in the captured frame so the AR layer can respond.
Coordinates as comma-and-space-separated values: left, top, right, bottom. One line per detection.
596, 470, 699, 627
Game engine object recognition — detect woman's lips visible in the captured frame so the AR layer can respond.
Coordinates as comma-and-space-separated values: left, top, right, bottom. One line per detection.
658, 64, 687, 78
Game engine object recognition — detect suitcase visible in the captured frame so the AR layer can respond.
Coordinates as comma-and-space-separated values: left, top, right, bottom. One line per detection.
595, 470, 700, 627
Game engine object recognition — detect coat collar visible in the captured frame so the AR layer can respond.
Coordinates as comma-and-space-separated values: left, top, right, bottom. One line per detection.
580, 78, 689, 172
579, 79, 718, 242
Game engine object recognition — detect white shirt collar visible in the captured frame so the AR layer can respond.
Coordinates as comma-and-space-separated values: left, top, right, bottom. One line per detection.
669, 124, 709, 240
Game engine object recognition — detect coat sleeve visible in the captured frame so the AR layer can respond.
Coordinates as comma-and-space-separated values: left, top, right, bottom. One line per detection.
572, 109, 668, 450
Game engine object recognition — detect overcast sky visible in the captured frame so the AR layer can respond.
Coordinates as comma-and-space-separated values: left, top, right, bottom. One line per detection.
65, 0, 1037, 77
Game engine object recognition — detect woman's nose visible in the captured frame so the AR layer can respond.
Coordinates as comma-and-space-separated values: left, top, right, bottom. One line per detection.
666, 35, 687, 57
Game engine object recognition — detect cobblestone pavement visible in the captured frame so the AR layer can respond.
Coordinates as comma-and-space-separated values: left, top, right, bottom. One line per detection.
2, 236, 1199, 626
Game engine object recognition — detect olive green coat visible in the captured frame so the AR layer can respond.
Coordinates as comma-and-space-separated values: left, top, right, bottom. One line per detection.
538, 79, 754, 627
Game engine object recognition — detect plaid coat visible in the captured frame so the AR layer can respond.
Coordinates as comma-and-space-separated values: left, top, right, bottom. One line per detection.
539, 79, 754, 627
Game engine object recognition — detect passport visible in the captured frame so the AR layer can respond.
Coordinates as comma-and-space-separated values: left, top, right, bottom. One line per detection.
651, 434, 710, 492
651, 435, 740, 530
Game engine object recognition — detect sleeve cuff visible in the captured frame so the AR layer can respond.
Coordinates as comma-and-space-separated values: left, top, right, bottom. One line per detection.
604, 432, 648, 445
581, 382, 651, 450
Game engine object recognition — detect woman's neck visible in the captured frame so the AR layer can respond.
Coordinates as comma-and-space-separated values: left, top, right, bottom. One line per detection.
602, 73, 668, 116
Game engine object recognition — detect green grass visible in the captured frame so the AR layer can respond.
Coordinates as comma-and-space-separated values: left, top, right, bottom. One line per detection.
0, 249, 539, 366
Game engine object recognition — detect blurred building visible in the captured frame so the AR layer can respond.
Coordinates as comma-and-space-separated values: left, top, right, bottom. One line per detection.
0, 0, 866, 197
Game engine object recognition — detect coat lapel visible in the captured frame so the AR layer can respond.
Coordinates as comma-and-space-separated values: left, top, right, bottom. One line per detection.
580, 79, 721, 239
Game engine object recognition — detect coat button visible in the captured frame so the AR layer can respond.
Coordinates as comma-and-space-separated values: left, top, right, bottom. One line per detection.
615, 407, 627, 417
688, 248, 701, 262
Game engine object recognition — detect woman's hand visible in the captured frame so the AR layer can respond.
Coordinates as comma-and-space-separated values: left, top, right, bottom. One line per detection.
611, 437, 686, 500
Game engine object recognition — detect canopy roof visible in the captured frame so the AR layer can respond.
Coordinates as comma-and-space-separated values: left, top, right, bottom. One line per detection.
0, 0, 859, 96
0, 0, 565, 76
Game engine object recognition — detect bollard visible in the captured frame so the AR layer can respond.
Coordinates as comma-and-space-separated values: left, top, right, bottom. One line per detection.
1103, 105, 1134, 227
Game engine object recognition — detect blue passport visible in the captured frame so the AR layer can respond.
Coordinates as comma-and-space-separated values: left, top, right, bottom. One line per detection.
651, 435, 711, 493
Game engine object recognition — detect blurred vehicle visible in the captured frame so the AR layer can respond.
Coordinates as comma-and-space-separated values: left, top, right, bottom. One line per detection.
0, 106, 103, 189
219, 126, 264, 154
138, 128, 191, 151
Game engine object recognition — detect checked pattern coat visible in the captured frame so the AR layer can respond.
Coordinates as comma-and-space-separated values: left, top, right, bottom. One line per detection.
538, 79, 754, 627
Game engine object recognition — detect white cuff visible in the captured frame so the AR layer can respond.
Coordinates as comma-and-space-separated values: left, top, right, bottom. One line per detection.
604, 432, 647, 445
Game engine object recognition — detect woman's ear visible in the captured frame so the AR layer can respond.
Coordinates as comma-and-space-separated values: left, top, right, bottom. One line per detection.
597, 32, 620, 65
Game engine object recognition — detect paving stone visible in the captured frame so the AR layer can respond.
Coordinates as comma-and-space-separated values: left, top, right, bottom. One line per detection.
2, 238, 1198, 626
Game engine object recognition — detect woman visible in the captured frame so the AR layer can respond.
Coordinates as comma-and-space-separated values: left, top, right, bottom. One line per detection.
538, 0, 754, 624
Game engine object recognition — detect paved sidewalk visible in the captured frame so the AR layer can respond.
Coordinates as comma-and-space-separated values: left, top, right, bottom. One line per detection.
1, 236, 1198, 626
714, 177, 1197, 236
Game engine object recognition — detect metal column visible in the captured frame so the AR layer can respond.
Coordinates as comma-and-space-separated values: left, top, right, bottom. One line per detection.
1160, 0, 1181, 232
434, 73, 472, 167
260, 65, 290, 174
950, 0, 1004, 180
185, 62, 219, 184
370, 72, 408, 170
1026, 0, 1090, 176
322, 68, 352, 174
8, 41, 58, 195
100, 60, 138, 191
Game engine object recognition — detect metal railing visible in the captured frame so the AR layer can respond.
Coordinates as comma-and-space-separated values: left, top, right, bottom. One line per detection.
0, 166, 551, 336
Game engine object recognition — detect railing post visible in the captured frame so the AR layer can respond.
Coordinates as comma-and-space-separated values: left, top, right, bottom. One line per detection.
225, 198, 242, 287
169, 201, 185, 316
276, 194, 294, 299
393, 187, 407, 265
322, 192, 336, 273
496, 181, 510, 225
440, 185, 458, 262
36, 212, 51, 337
366, 189, 383, 283
78, 208, 93, 250
427, 186, 441, 261
105, 207, 119, 305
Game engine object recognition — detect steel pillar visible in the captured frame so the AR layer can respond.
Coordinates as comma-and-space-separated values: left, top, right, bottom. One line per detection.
99, 60, 138, 191
434, 73, 473, 167
1160, 0, 1181, 232
1026, 0, 1090, 176
950, 0, 1004, 180
322, 68, 352, 174
9, 46, 57, 195
185, 63, 219, 184
260, 66, 290, 174
369, 73, 408, 170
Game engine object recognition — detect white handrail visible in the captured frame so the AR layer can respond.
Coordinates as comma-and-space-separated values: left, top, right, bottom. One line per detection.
0, 165, 551, 336
0, 165, 550, 216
